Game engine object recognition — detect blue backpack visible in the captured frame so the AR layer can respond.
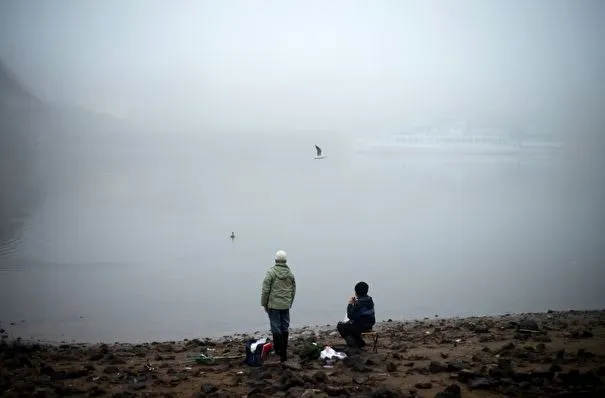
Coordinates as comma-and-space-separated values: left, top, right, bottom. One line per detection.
243, 338, 265, 367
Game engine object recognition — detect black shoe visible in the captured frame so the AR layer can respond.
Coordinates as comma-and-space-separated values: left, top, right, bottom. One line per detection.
345, 335, 359, 348
272, 332, 283, 356
280, 331, 289, 362
345, 347, 363, 356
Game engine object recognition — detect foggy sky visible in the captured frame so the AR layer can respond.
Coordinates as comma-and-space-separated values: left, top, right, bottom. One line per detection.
2, 0, 605, 342
1, 0, 604, 134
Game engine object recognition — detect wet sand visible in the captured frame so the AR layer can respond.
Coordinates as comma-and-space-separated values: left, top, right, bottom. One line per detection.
1, 310, 604, 397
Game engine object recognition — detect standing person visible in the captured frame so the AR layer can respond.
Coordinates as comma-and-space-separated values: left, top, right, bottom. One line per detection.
261, 250, 296, 363
337, 281, 376, 349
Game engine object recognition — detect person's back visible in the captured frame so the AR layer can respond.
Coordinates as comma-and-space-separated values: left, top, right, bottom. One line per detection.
261, 250, 296, 363
263, 262, 295, 310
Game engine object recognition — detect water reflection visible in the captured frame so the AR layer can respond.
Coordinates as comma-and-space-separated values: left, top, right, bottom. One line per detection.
1, 132, 604, 343
0, 142, 42, 264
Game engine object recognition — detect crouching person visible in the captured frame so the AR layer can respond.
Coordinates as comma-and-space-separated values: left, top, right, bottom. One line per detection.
337, 281, 375, 349
261, 250, 296, 363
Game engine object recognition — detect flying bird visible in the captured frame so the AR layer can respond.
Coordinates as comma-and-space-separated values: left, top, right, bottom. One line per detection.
314, 145, 326, 159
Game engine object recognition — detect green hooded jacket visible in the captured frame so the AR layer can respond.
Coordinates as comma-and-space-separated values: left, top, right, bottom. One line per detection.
261, 261, 296, 310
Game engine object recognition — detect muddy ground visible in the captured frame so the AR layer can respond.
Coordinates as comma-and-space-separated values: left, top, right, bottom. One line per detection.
1, 310, 604, 397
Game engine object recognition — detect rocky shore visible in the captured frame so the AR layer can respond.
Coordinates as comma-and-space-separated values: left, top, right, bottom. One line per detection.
1, 310, 604, 397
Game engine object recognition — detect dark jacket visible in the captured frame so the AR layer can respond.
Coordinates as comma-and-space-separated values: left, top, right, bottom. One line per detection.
347, 295, 375, 330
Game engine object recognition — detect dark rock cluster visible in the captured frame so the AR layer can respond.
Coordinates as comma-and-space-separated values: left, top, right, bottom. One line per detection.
0, 310, 604, 397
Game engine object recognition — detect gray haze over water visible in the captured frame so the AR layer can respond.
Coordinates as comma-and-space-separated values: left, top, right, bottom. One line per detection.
1, 0, 605, 343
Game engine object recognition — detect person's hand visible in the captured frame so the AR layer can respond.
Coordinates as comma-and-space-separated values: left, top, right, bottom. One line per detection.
348, 296, 356, 305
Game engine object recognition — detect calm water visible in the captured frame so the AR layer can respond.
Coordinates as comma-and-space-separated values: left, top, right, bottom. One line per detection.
1, 133, 604, 343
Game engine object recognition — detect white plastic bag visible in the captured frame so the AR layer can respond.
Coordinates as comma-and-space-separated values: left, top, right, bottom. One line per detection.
250, 337, 267, 352
320, 346, 347, 360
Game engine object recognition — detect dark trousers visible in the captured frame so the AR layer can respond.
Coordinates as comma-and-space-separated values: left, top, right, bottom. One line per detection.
268, 309, 290, 333
268, 309, 290, 361
337, 321, 368, 348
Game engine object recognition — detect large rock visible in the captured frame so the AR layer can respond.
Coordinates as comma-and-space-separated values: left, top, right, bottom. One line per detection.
33, 387, 58, 397
370, 385, 409, 397
282, 361, 302, 371
558, 369, 604, 386
458, 369, 480, 383
577, 348, 596, 359
511, 371, 532, 382
300, 389, 328, 398
278, 371, 305, 391
468, 377, 497, 390
571, 329, 594, 339
498, 341, 516, 353
286, 387, 307, 397
518, 319, 540, 332
103, 366, 120, 374
53, 385, 87, 395
311, 370, 328, 383
472, 323, 490, 333
127, 381, 147, 391
155, 344, 174, 353
530, 365, 555, 380
343, 356, 370, 372
446, 360, 468, 372
532, 334, 552, 343
352, 375, 369, 384
106, 354, 126, 365
435, 384, 462, 398
246, 379, 267, 396
201, 383, 218, 394
325, 385, 347, 396
429, 361, 448, 373
488, 358, 514, 378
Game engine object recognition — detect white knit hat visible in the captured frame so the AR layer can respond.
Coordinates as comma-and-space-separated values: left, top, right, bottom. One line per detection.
275, 250, 287, 262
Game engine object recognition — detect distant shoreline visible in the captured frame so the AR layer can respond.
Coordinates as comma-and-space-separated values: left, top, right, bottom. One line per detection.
2, 308, 603, 348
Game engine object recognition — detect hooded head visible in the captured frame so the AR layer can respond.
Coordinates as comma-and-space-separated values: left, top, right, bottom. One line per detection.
354, 281, 369, 297
275, 250, 287, 263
